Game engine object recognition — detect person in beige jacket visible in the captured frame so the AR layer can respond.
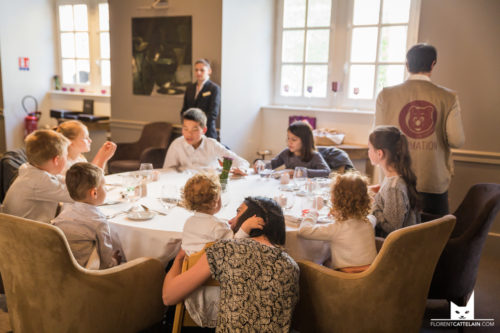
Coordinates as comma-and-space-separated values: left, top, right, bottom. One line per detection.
375, 43, 465, 215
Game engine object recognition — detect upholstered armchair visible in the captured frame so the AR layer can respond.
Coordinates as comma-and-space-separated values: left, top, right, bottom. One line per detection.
107, 122, 173, 174
428, 183, 500, 305
0, 213, 165, 333
293, 215, 456, 333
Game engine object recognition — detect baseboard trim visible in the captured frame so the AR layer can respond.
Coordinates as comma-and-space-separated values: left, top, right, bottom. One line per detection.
452, 149, 500, 166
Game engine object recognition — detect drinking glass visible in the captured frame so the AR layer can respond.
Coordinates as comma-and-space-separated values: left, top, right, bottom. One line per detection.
124, 175, 142, 210
293, 167, 308, 191
160, 184, 180, 210
139, 163, 154, 182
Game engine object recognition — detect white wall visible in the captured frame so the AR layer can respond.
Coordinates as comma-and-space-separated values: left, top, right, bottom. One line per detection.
0, 0, 55, 149
109, 0, 222, 142
220, 0, 274, 161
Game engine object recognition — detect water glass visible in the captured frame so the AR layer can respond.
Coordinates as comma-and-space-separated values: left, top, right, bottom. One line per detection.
139, 163, 154, 182
293, 167, 308, 190
160, 184, 180, 209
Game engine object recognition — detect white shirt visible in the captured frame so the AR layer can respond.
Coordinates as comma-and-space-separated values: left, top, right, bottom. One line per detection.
298, 216, 377, 269
2, 163, 73, 223
52, 202, 117, 269
163, 136, 250, 171
181, 211, 248, 327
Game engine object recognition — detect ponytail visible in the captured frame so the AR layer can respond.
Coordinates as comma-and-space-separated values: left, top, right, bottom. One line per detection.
369, 126, 419, 210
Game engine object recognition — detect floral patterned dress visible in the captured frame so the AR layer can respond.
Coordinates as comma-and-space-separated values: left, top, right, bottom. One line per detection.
206, 238, 300, 332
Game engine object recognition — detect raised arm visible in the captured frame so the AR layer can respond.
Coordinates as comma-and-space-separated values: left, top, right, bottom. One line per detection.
162, 250, 212, 306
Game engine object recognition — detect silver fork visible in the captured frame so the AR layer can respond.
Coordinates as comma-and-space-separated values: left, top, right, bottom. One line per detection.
106, 206, 134, 219
141, 204, 167, 216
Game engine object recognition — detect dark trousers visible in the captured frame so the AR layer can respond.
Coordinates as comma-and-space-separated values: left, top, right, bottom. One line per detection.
420, 191, 449, 215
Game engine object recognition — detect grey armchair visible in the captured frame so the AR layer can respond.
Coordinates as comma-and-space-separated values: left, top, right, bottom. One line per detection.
428, 183, 500, 305
0, 213, 165, 333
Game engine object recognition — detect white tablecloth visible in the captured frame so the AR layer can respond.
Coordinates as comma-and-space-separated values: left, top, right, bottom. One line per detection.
101, 170, 330, 265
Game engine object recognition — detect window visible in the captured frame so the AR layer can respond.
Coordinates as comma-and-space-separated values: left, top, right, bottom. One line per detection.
275, 0, 421, 110
56, 0, 110, 91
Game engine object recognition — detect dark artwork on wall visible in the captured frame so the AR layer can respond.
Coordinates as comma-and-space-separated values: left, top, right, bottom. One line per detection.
132, 16, 192, 96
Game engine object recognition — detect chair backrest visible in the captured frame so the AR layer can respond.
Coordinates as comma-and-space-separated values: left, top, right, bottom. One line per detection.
317, 146, 354, 171
172, 244, 218, 333
0, 148, 27, 203
137, 122, 173, 150
0, 213, 164, 333
429, 183, 500, 304
294, 215, 455, 333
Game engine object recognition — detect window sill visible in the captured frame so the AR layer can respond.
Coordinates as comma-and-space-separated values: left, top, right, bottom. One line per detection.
262, 104, 374, 116
49, 90, 111, 100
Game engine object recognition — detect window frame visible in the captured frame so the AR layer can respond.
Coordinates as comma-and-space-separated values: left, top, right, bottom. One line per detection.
274, 0, 421, 111
54, 0, 110, 92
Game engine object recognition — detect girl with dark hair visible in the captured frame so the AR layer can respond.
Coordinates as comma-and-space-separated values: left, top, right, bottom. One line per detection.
368, 126, 420, 237
162, 196, 299, 332
254, 121, 330, 177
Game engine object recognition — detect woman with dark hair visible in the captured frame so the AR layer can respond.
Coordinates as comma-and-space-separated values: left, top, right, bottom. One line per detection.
162, 196, 299, 332
254, 121, 330, 177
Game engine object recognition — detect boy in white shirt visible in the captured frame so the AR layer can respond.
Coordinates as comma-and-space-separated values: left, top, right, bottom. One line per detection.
163, 108, 249, 173
52, 162, 122, 269
3, 130, 73, 223
180, 173, 263, 327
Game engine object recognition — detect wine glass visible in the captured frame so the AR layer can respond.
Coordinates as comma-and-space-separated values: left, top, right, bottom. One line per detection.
139, 163, 154, 182
293, 167, 307, 191
124, 175, 142, 211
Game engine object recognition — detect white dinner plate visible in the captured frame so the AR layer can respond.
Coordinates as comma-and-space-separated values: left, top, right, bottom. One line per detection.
127, 211, 156, 221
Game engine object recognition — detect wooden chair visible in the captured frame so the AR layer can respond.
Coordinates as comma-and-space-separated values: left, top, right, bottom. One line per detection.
293, 215, 456, 333
0, 213, 165, 333
172, 244, 219, 333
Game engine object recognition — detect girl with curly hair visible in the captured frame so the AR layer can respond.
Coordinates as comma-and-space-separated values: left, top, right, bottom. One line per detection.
298, 172, 377, 272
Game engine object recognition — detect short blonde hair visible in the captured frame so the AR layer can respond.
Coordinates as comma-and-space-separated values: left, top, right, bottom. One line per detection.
25, 130, 70, 166
56, 120, 86, 141
330, 171, 372, 222
65, 162, 103, 201
182, 173, 221, 212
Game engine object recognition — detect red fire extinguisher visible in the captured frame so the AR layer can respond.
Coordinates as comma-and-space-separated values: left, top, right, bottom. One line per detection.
22, 95, 42, 137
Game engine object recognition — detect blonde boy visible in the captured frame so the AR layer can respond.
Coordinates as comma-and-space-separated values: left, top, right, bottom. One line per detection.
52, 162, 121, 269
3, 130, 73, 223
180, 173, 263, 327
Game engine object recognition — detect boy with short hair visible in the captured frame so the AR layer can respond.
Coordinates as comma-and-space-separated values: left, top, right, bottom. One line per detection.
163, 108, 249, 173
52, 162, 121, 269
3, 130, 73, 223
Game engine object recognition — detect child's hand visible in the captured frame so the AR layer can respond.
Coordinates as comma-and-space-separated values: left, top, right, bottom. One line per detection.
112, 250, 122, 264
232, 167, 247, 176
240, 215, 265, 234
369, 184, 381, 194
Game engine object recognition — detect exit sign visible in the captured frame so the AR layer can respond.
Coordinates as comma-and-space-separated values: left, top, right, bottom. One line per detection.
18, 57, 30, 71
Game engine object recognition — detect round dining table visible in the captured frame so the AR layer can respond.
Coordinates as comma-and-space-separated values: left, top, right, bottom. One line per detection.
100, 169, 331, 266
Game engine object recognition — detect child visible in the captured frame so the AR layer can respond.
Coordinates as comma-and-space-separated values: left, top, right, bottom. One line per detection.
163, 108, 249, 174
180, 173, 263, 327
298, 172, 377, 272
254, 121, 330, 177
368, 126, 420, 238
2, 130, 73, 223
57, 120, 116, 172
52, 162, 122, 269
